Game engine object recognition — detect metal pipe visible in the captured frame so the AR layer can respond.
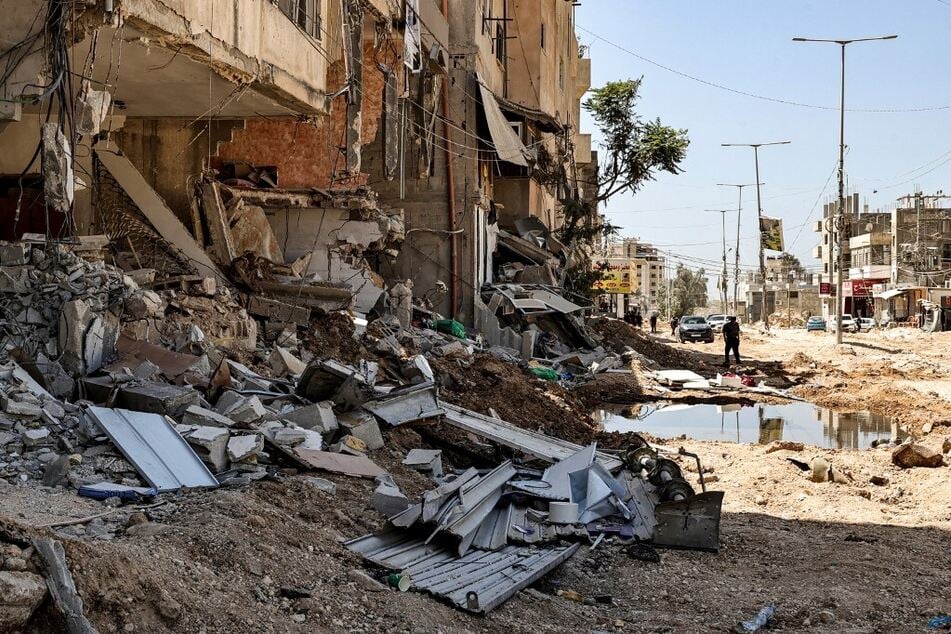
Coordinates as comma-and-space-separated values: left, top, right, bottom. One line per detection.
441, 0, 458, 317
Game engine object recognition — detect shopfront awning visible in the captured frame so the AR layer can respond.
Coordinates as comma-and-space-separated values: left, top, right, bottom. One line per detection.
874, 288, 904, 300
475, 73, 529, 167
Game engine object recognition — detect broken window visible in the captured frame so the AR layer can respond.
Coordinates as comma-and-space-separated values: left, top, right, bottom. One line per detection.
495, 23, 506, 66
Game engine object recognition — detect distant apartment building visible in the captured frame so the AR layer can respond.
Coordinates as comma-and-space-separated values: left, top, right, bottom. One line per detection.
739, 253, 820, 322
603, 238, 666, 313
812, 192, 951, 321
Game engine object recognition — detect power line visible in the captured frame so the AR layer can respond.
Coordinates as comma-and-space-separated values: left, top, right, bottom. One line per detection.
577, 24, 951, 114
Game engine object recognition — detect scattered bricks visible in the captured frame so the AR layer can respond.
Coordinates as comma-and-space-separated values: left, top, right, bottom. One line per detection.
117, 381, 200, 418
227, 434, 264, 463
0, 571, 48, 631
21, 428, 50, 448
183, 405, 237, 429
268, 347, 307, 377
281, 402, 338, 435
892, 443, 944, 469
0, 243, 29, 266
337, 410, 384, 451
181, 426, 230, 472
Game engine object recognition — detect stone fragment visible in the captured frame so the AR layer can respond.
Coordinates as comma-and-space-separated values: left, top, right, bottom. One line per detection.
215, 392, 267, 424
118, 381, 199, 418
0, 571, 47, 631
892, 443, 944, 469
21, 428, 50, 447
869, 475, 889, 486
347, 569, 386, 593
810, 457, 829, 483
0, 243, 29, 266
372, 475, 410, 516
273, 428, 307, 447
182, 406, 237, 429
337, 411, 384, 451
281, 402, 338, 435
943, 437, 951, 454
227, 435, 263, 462
765, 440, 804, 454
181, 426, 229, 472
303, 477, 336, 495
268, 347, 306, 377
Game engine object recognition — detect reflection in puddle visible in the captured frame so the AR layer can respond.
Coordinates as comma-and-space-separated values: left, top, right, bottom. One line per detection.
594, 401, 902, 449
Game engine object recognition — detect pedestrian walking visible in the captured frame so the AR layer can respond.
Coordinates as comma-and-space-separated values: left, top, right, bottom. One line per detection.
670, 316, 679, 336
649, 313, 658, 333
723, 316, 741, 366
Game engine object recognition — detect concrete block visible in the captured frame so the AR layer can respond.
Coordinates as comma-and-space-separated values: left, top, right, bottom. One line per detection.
1, 396, 43, 418
281, 402, 338, 434
183, 405, 237, 429
117, 381, 200, 418
268, 347, 307, 377
403, 448, 443, 478
273, 427, 307, 447
227, 434, 263, 462
182, 426, 229, 472
371, 475, 410, 516
329, 434, 367, 455
338, 411, 384, 451
216, 392, 268, 424
21, 428, 50, 447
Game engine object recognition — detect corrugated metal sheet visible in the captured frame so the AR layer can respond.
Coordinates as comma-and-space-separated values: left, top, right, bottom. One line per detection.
440, 403, 624, 472
346, 531, 580, 613
86, 406, 218, 492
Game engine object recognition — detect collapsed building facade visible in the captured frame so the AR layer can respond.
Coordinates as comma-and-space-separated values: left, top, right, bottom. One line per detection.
0, 0, 597, 348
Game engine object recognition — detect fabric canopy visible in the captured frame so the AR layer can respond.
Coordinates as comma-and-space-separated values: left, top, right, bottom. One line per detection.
475, 72, 529, 167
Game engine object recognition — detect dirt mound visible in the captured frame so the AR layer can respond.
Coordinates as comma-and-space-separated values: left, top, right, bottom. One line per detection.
430, 354, 598, 444
302, 311, 367, 364
589, 317, 717, 371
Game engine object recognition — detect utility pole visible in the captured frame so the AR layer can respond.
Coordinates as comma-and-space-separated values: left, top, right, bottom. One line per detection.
718, 182, 761, 317
721, 142, 791, 330
706, 209, 732, 312
794, 34, 897, 344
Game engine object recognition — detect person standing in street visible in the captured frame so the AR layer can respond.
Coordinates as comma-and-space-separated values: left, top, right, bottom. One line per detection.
649, 312, 658, 334
723, 316, 741, 366
670, 315, 679, 336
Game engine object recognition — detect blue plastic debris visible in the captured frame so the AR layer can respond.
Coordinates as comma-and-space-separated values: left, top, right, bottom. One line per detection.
928, 616, 951, 629
78, 482, 158, 501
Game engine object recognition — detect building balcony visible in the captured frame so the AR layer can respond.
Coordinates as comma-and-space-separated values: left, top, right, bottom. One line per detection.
813, 219, 824, 233
812, 245, 822, 259
574, 134, 592, 165
574, 57, 591, 99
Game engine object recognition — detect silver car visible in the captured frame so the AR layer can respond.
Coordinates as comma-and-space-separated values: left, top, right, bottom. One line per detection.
707, 314, 728, 333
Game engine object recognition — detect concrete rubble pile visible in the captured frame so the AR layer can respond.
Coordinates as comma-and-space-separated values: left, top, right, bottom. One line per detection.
0, 236, 723, 622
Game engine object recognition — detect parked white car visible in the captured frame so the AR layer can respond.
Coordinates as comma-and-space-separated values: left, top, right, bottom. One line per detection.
829, 314, 860, 333
707, 314, 728, 333
858, 317, 876, 332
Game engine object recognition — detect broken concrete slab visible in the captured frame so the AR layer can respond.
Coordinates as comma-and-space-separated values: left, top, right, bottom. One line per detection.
215, 392, 267, 424
372, 475, 411, 516
281, 402, 338, 435
273, 428, 308, 447
337, 410, 384, 450
268, 347, 306, 377
362, 384, 443, 427
295, 449, 386, 479
403, 449, 443, 478
180, 426, 230, 473
227, 434, 263, 463
182, 406, 237, 429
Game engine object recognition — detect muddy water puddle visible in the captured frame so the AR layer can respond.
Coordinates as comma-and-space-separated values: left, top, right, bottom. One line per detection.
594, 401, 904, 449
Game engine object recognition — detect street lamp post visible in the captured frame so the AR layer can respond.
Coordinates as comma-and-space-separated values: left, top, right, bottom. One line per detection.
721, 142, 791, 330
793, 34, 897, 344
717, 182, 762, 317
706, 209, 732, 312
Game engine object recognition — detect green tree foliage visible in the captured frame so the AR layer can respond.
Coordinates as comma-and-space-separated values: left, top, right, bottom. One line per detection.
656, 265, 708, 319
556, 78, 689, 297
583, 78, 689, 203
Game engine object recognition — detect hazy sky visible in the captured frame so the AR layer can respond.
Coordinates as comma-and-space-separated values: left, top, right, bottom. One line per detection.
576, 0, 951, 281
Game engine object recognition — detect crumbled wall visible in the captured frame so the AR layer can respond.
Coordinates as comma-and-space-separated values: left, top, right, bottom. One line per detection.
213, 38, 392, 189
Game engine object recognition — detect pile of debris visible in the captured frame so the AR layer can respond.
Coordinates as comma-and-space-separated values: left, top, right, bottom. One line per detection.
349, 404, 723, 613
